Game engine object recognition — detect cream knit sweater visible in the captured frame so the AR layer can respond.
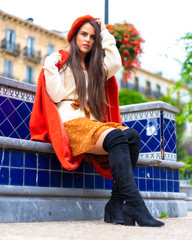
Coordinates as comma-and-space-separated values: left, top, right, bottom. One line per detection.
43, 29, 121, 123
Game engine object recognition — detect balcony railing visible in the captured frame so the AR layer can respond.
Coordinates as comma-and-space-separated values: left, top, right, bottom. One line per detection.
121, 80, 164, 99
0, 39, 21, 56
23, 47, 41, 63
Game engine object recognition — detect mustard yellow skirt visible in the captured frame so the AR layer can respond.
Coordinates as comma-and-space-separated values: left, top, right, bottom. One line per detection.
64, 117, 126, 157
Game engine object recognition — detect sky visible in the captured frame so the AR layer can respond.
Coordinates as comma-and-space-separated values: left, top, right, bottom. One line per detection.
1, 0, 192, 81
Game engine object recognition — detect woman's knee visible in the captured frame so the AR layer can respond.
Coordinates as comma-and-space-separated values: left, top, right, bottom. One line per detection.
124, 128, 141, 145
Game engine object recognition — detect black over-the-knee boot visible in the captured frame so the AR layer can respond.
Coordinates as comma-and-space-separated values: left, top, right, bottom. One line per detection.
103, 129, 164, 227
104, 128, 140, 225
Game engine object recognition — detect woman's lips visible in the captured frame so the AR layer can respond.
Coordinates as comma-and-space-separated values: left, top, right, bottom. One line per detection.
83, 44, 89, 48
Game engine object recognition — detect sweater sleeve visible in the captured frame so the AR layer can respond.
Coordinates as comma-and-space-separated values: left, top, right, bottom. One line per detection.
43, 52, 67, 103
100, 29, 122, 79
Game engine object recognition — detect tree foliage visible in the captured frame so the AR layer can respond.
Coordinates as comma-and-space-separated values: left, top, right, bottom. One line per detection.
119, 89, 148, 106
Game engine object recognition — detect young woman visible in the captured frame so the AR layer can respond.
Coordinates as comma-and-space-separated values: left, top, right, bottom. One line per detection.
31, 15, 164, 227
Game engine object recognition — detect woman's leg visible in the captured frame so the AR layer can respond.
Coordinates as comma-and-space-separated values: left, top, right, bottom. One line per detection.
105, 128, 141, 225
87, 128, 164, 227
102, 129, 164, 227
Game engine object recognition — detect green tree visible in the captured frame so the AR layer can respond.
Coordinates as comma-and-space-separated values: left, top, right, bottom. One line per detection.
176, 32, 192, 181
119, 89, 148, 106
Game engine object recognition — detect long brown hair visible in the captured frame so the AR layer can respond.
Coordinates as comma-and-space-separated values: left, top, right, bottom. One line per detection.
65, 20, 108, 121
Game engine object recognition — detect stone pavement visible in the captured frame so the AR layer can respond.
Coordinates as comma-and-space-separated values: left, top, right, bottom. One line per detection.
0, 212, 192, 240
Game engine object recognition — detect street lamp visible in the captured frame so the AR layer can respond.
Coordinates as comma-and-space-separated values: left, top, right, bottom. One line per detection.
104, 0, 109, 24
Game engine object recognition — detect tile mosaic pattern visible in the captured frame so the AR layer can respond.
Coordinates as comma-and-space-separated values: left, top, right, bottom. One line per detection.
0, 148, 180, 192
0, 86, 34, 140
0, 83, 179, 193
0, 148, 112, 190
121, 110, 177, 161
1, 84, 177, 161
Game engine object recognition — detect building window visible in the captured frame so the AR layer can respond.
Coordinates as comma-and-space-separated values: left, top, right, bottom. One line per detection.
6, 29, 16, 51
146, 81, 151, 89
27, 37, 35, 57
156, 84, 161, 98
26, 66, 34, 84
4, 59, 13, 78
145, 81, 151, 95
134, 76, 139, 91
47, 44, 54, 56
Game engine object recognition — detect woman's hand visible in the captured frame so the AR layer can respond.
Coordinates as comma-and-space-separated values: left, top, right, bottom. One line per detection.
44, 52, 62, 66
95, 18, 106, 32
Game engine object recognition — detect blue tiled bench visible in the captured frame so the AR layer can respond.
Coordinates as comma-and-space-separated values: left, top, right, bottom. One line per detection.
0, 76, 187, 222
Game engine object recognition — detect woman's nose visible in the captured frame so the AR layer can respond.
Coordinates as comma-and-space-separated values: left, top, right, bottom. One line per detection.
85, 35, 90, 41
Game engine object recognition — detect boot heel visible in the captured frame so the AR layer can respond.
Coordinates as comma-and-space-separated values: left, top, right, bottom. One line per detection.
123, 212, 135, 226
104, 210, 111, 223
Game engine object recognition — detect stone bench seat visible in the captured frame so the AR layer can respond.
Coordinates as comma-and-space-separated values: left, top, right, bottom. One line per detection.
0, 76, 187, 222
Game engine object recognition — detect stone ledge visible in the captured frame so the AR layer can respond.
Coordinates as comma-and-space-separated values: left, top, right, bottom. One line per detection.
120, 101, 178, 114
0, 185, 187, 200
0, 136, 185, 169
0, 136, 54, 153
0, 76, 36, 93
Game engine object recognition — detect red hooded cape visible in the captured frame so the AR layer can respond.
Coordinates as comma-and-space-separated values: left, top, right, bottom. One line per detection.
29, 50, 121, 179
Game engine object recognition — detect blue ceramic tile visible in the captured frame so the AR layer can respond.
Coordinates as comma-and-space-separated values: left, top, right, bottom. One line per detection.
50, 155, 61, 170
24, 115, 31, 133
167, 169, 173, 180
11, 150, 23, 167
139, 178, 146, 191
161, 180, 167, 192
16, 122, 30, 139
95, 175, 104, 189
85, 161, 94, 173
25, 152, 37, 168
154, 180, 160, 192
38, 170, 49, 187
105, 178, 113, 190
10, 168, 23, 186
9, 131, 20, 139
62, 172, 73, 188
174, 181, 180, 192
146, 137, 161, 152
147, 179, 153, 191
0, 109, 5, 124
139, 166, 145, 178
133, 166, 138, 177
173, 170, 179, 181
74, 173, 84, 188
38, 154, 50, 169
50, 171, 62, 187
27, 102, 33, 111
85, 175, 94, 189
154, 167, 160, 179
8, 111, 22, 129
160, 169, 166, 179
17, 102, 31, 120
1, 98, 15, 117
0, 167, 9, 185
0, 149, 9, 166
24, 169, 37, 186
9, 98, 24, 108
167, 180, 173, 192
1, 120, 14, 136
146, 166, 153, 179
133, 120, 147, 135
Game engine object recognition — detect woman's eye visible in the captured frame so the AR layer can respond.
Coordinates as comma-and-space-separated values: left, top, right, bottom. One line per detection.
91, 35, 96, 40
81, 32, 87, 36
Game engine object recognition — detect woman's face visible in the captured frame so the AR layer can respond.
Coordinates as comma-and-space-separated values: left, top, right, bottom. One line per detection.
76, 22, 95, 57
